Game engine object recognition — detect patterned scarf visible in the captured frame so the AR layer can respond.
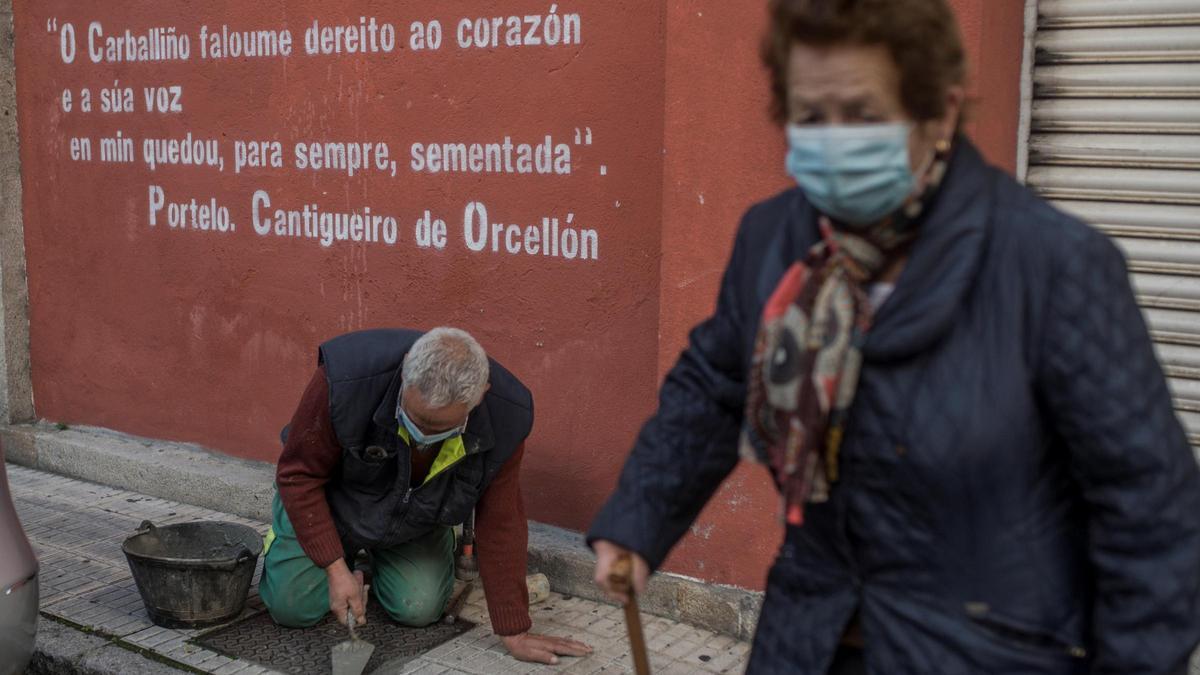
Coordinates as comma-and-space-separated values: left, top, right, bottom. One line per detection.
740, 150, 949, 526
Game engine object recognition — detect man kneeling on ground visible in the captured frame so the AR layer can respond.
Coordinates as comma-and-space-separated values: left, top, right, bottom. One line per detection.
259, 327, 592, 665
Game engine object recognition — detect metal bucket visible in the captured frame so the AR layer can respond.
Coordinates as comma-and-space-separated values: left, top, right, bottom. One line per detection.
122, 520, 262, 628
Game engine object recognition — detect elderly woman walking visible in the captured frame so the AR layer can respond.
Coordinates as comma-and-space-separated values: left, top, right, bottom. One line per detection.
589, 0, 1200, 673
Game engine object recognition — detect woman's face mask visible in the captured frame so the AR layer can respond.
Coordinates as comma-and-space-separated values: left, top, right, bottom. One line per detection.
785, 123, 927, 228
781, 42, 959, 229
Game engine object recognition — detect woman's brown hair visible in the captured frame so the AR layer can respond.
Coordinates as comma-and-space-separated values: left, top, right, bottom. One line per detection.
762, 0, 967, 124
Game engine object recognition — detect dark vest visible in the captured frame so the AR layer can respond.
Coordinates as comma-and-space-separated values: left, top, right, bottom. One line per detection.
319, 329, 533, 550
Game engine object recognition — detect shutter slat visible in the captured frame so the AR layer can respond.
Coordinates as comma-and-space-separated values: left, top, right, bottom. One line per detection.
1030, 133, 1200, 169
1034, 63, 1200, 98
1146, 307, 1200, 335
1174, 410, 1200, 445
1052, 200, 1200, 239
1132, 275, 1200, 312
1116, 238, 1200, 273
1026, 166, 1200, 205
1168, 377, 1200, 406
1156, 342, 1200, 372
1040, 0, 1200, 28
1033, 99, 1200, 134
1037, 25, 1200, 63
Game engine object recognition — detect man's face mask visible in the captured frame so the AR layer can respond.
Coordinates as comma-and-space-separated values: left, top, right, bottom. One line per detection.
785, 122, 921, 228
398, 404, 466, 447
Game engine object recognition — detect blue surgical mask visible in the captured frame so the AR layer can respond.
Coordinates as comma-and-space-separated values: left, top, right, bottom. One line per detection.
785, 123, 918, 228
398, 405, 466, 446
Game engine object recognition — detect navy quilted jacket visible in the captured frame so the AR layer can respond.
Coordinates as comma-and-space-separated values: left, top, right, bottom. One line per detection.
588, 140, 1200, 674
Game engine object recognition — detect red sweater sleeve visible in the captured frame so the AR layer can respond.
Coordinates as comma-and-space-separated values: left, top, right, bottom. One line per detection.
474, 443, 533, 636
276, 366, 346, 569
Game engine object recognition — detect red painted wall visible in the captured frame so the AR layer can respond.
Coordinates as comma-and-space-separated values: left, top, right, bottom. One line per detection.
949, 0, 1028, 174
14, 0, 667, 537
648, 3, 787, 590
13, 0, 1024, 592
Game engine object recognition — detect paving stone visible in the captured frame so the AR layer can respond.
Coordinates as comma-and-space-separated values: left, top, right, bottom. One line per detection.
657, 661, 699, 675
457, 649, 505, 673
76, 643, 186, 674
177, 646, 231, 668
195, 654, 236, 671
102, 614, 157, 637
585, 617, 626, 641
420, 637, 464, 661
697, 645, 751, 673
595, 638, 630, 659
470, 632, 502, 651
211, 660, 252, 675
153, 633, 190, 658
430, 645, 475, 668
663, 639, 702, 661
646, 632, 673, 653
562, 654, 619, 673
403, 664, 448, 675
126, 626, 181, 649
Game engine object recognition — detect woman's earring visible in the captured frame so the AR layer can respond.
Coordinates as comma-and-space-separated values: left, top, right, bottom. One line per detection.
935, 138, 952, 155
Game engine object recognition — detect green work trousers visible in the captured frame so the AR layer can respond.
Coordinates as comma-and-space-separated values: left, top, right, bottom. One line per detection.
258, 492, 455, 628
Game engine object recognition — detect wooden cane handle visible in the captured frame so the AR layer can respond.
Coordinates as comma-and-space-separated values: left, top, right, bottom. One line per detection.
609, 553, 634, 594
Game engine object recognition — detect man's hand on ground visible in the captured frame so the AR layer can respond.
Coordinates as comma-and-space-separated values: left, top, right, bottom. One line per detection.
501, 632, 593, 665
592, 540, 649, 605
325, 558, 366, 626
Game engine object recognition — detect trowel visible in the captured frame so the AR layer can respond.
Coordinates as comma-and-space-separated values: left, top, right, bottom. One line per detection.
331, 585, 375, 675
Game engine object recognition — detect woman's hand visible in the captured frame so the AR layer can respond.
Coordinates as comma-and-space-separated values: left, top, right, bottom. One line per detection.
592, 540, 650, 605
325, 558, 366, 626
501, 632, 593, 665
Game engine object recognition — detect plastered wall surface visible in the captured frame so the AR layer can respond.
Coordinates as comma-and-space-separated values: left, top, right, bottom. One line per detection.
10, 1, 1022, 590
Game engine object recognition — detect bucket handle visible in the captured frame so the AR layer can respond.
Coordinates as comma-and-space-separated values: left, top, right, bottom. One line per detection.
136, 520, 156, 534
203, 543, 256, 571
233, 543, 254, 564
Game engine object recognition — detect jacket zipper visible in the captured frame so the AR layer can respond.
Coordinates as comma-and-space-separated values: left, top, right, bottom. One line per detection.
402, 453, 470, 505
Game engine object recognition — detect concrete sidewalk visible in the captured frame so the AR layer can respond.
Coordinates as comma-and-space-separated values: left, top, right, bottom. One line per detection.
10, 464, 751, 675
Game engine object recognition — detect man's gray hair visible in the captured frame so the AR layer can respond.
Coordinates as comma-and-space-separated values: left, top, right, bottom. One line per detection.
401, 327, 490, 408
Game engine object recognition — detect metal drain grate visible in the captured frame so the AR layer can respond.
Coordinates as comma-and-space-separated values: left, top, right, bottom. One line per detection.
191, 602, 474, 674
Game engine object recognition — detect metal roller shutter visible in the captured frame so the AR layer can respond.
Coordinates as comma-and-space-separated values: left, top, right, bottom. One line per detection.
1026, 0, 1200, 447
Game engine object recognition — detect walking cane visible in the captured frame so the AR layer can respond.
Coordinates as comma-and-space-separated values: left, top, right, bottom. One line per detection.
609, 554, 651, 675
